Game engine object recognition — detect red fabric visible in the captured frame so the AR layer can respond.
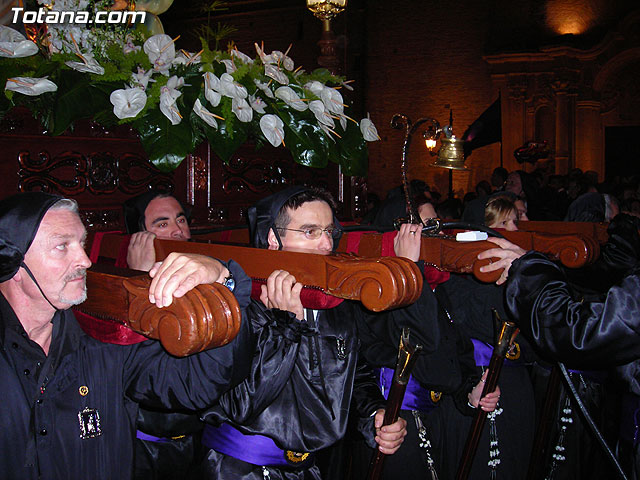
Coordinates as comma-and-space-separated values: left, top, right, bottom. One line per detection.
73, 310, 147, 345
423, 265, 450, 289
250, 279, 344, 310
220, 230, 231, 242
89, 230, 123, 264
115, 235, 131, 268
345, 231, 365, 254
380, 231, 398, 256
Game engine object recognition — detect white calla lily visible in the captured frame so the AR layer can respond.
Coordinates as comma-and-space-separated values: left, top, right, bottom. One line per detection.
193, 98, 219, 129
219, 73, 248, 99
232, 97, 253, 123
5, 77, 57, 96
360, 115, 380, 142
143, 34, 176, 75
309, 100, 334, 128
0, 26, 38, 58
320, 87, 344, 115
275, 86, 307, 112
260, 114, 285, 147
110, 87, 146, 119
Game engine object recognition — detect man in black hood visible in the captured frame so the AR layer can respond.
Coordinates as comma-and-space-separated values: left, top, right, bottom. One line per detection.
0, 192, 254, 479
199, 186, 408, 479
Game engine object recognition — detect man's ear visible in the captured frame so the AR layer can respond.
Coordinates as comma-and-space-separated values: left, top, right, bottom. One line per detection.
267, 228, 279, 250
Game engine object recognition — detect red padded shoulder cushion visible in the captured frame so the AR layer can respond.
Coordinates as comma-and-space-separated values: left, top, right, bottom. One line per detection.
251, 279, 344, 310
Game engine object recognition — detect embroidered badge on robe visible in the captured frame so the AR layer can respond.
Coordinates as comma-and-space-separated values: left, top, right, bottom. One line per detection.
78, 407, 102, 439
336, 336, 347, 360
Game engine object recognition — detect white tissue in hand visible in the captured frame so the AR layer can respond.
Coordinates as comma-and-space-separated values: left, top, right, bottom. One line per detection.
456, 231, 488, 242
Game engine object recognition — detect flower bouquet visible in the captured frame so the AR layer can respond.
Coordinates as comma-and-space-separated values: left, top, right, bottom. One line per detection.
0, 0, 378, 175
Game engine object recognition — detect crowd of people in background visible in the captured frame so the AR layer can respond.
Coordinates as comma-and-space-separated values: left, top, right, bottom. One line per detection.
365, 166, 640, 229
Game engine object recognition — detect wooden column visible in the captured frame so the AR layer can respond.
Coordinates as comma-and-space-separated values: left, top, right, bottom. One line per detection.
575, 100, 604, 178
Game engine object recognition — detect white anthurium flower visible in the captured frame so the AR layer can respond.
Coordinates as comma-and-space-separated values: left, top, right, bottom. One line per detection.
260, 114, 285, 147
193, 98, 218, 129
232, 97, 253, 123
339, 114, 348, 130
275, 86, 307, 112
249, 94, 266, 114
203, 72, 222, 107
221, 59, 236, 74
360, 114, 381, 142
0, 26, 38, 58
144, 34, 176, 75
65, 53, 104, 75
254, 79, 275, 98
159, 77, 183, 125
5, 76, 57, 96
309, 100, 334, 128
264, 64, 289, 85
270, 50, 294, 71
230, 49, 253, 65
304, 80, 324, 96
110, 87, 147, 119
320, 86, 344, 115
318, 122, 337, 141
219, 73, 248, 99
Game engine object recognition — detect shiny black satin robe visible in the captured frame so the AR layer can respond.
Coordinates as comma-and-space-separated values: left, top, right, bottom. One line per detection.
506, 252, 640, 478
200, 298, 393, 480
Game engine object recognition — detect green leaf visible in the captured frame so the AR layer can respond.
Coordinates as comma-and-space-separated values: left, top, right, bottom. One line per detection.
274, 107, 331, 168
335, 119, 369, 176
135, 108, 195, 172
50, 70, 116, 135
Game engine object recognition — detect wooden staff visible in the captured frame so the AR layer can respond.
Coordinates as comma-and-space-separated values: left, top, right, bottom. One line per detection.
526, 365, 562, 480
367, 328, 422, 480
455, 310, 519, 480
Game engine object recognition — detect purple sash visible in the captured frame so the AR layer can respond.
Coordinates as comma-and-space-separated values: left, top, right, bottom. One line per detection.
471, 339, 494, 367
377, 367, 439, 413
202, 423, 313, 468
136, 430, 172, 443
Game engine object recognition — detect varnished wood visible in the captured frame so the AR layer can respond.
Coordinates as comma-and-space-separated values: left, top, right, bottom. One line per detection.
78, 264, 241, 357
154, 239, 423, 312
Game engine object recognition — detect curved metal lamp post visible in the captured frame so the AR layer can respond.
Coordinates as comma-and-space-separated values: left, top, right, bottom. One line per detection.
391, 114, 443, 224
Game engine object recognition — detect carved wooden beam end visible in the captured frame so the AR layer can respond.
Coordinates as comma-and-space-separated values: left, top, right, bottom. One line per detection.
325, 255, 423, 311
80, 265, 242, 357
154, 240, 423, 312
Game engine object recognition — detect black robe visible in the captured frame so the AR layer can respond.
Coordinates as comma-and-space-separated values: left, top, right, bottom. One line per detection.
0, 260, 254, 480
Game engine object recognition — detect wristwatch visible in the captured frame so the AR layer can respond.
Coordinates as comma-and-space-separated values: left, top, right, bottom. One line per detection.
222, 271, 235, 292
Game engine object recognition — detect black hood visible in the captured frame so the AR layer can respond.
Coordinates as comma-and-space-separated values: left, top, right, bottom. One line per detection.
0, 192, 63, 282
247, 186, 342, 250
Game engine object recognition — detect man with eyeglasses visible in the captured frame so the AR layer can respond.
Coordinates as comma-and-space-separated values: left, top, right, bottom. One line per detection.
197, 186, 411, 479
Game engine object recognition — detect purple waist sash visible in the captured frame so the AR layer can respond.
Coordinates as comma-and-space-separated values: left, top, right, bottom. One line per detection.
472, 339, 494, 367
136, 430, 173, 443
377, 367, 439, 413
202, 423, 314, 468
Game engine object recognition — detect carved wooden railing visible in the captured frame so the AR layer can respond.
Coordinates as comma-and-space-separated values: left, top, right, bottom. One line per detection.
78, 264, 242, 357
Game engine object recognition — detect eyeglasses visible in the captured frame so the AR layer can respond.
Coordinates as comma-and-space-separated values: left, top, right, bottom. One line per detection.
277, 226, 343, 240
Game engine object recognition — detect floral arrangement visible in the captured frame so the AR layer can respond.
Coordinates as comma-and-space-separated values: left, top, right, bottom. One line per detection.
0, 0, 379, 175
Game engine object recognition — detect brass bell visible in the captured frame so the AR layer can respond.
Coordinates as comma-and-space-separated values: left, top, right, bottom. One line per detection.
431, 136, 468, 170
